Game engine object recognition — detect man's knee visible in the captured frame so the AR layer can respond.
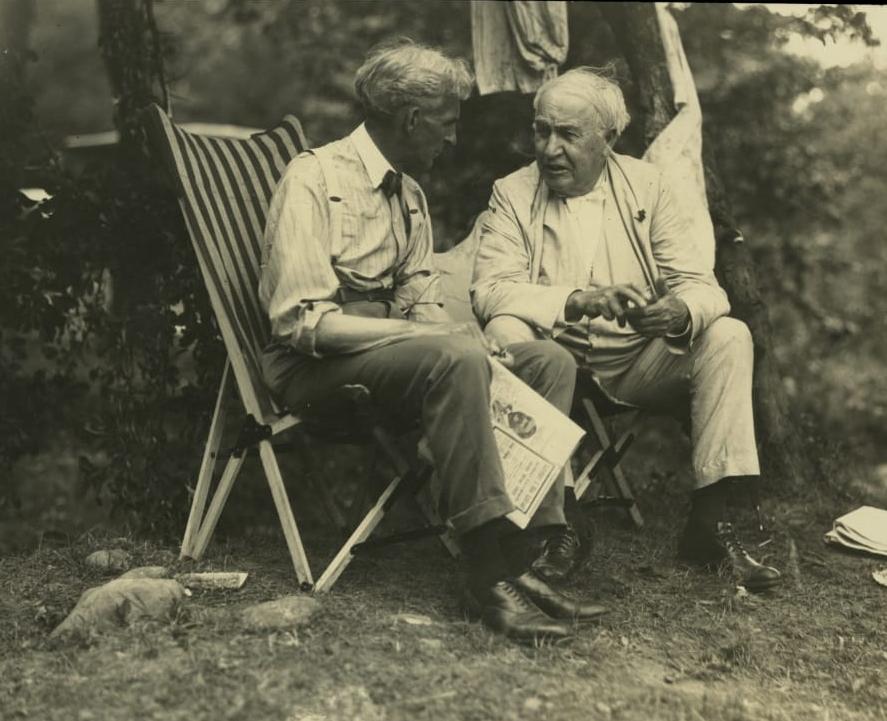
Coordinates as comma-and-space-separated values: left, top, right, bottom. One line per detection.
429, 335, 490, 377
524, 339, 577, 378
695, 317, 753, 367
699, 317, 752, 351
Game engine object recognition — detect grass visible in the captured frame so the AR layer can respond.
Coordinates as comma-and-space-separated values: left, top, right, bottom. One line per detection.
1, 422, 886, 721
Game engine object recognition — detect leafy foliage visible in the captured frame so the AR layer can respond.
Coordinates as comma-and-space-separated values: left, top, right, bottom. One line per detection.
2, 1, 885, 533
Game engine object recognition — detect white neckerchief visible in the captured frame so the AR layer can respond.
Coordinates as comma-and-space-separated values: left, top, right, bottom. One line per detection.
562, 174, 608, 286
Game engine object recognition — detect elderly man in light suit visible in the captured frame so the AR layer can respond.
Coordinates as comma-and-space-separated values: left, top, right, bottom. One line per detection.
471, 67, 781, 591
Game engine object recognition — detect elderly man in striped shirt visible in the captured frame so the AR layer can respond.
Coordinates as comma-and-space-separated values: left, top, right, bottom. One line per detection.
258, 40, 605, 643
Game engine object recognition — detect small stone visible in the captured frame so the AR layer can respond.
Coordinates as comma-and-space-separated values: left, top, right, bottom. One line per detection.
419, 638, 444, 651
241, 596, 320, 631
595, 702, 612, 715
85, 549, 131, 573
119, 566, 169, 580
523, 697, 543, 711
391, 612, 435, 626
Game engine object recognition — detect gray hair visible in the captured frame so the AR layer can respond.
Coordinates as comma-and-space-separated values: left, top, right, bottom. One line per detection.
534, 66, 631, 136
354, 38, 474, 117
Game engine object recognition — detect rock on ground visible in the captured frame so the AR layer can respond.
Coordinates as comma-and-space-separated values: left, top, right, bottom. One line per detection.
84, 549, 131, 573
51, 578, 187, 638
118, 566, 169, 579
241, 596, 320, 631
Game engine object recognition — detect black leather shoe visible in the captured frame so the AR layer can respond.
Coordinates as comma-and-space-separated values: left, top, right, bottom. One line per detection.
463, 580, 573, 644
679, 519, 782, 592
512, 571, 608, 622
531, 524, 584, 583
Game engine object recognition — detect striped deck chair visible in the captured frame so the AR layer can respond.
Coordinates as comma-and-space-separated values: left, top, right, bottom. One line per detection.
144, 103, 451, 592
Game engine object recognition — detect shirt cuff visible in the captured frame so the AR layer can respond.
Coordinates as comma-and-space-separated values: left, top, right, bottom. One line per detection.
288, 301, 341, 358
664, 316, 692, 354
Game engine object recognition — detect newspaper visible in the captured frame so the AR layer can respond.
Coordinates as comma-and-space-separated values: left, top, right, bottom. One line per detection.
824, 506, 887, 558
488, 358, 585, 529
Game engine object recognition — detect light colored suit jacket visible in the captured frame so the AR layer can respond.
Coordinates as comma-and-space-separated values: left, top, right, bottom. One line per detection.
470, 152, 729, 348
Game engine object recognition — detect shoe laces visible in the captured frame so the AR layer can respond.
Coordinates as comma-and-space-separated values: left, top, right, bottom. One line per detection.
497, 580, 535, 611
716, 521, 748, 557
545, 526, 580, 558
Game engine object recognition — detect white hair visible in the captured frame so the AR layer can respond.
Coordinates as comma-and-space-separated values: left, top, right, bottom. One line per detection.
534, 66, 631, 136
354, 38, 474, 118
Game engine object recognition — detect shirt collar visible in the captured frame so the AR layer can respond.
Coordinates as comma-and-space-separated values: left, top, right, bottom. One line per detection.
563, 174, 608, 210
350, 122, 395, 190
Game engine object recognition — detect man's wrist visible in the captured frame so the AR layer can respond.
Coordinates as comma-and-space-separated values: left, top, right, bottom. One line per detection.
666, 305, 692, 337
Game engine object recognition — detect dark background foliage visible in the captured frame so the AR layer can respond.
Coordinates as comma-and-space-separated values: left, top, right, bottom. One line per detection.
1, 1, 884, 544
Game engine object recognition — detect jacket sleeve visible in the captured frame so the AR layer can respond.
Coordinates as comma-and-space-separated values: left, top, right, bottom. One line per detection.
470, 179, 578, 335
649, 174, 730, 345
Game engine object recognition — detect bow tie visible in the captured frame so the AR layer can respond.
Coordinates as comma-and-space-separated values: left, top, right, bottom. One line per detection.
380, 169, 403, 198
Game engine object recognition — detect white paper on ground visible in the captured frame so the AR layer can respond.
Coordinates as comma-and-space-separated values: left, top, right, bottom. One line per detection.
175, 572, 248, 590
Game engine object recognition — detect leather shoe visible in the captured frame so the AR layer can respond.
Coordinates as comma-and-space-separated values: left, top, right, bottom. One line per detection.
512, 571, 608, 622
679, 519, 782, 592
463, 579, 572, 644
531, 524, 585, 583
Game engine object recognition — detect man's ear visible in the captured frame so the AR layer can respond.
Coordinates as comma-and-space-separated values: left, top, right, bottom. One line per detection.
402, 105, 421, 135
604, 129, 619, 150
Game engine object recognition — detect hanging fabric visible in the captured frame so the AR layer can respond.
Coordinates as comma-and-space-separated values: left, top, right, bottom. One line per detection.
642, 4, 716, 270
471, 0, 568, 95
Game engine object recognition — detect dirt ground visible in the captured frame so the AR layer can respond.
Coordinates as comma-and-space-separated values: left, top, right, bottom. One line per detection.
1, 422, 886, 721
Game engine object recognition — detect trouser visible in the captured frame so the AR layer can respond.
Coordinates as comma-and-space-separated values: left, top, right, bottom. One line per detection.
262, 336, 576, 535
596, 317, 760, 488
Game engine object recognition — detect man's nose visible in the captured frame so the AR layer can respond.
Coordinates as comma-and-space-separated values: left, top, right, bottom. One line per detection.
542, 134, 562, 158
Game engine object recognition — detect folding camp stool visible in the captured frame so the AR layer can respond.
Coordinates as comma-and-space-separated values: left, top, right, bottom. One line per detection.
571, 376, 644, 527
143, 104, 454, 592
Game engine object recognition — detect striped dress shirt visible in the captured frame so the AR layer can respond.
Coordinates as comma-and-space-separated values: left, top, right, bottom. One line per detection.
258, 123, 443, 357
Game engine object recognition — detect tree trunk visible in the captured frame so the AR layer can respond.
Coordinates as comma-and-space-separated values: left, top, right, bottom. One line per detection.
598, 3, 818, 491
96, 0, 168, 153
95, 0, 170, 314
0, 0, 37, 197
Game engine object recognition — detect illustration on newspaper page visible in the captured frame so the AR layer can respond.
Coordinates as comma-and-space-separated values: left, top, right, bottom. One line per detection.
489, 358, 586, 529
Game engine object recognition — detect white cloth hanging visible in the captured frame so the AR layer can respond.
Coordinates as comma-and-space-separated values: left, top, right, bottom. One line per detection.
642, 3, 716, 270
471, 0, 568, 95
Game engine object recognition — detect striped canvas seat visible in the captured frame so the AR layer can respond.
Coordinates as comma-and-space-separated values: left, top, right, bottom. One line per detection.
144, 104, 453, 591
145, 104, 307, 422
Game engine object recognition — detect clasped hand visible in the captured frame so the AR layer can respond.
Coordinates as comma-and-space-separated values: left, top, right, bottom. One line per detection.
566, 278, 690, 338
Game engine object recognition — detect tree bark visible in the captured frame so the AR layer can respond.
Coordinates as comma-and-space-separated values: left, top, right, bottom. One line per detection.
97, 0, 167, 154
598, 3, 818, 491
0, 0, 37, 197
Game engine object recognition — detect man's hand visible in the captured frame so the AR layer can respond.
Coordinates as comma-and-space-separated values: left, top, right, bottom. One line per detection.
565, 284, 650, 327
625, 278, 690, 338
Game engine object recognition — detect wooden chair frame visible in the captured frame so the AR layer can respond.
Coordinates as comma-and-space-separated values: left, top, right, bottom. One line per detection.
144, 104, 451, 593
572, 397, 644, 528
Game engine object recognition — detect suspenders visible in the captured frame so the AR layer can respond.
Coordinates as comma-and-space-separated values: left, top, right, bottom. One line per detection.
309, 147, 345, 258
